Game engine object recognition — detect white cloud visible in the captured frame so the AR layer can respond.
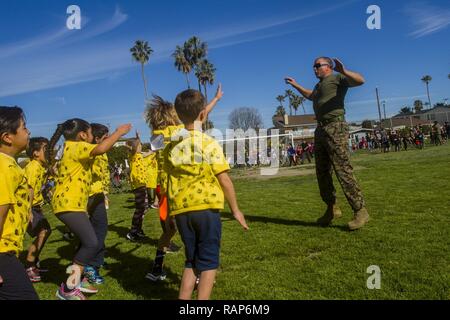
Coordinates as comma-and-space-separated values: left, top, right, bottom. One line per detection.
405, 3, 450, 38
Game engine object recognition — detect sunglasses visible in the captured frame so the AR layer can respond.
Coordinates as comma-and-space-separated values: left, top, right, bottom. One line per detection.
313, 63, 329, 69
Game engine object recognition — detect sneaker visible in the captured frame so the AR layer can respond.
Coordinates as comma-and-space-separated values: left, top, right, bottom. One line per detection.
126, 232, 139, 242
166, 241, 181, 253
35, 259, 49, 273
145, 270, 167, 282
78, 277, 99, 294
56, 283, 86, 300
26, 267, 41, 283
84, 266, 105, 285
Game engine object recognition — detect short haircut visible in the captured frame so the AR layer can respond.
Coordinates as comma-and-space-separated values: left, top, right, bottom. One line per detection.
90, 123, 109, 140
315, 56, 334, 68
0, 106, 25, 140
174, 89, 206, 124
26, 137, 49, 158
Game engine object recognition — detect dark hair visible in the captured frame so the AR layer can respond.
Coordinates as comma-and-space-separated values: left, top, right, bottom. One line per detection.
174, 89, 206, 124
0, 106, 25, 143
47, 118, 90, 165
90, 123, 109, 141
315, 56, 334, 68
26, 137, 49, 158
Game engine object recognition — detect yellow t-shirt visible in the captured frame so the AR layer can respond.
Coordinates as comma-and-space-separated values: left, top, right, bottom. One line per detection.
153, 124, 184, 194
129, 153, 147, 190
52, 141, 96, 214
143, 153, 158, 189
0, 152, 31, 255
163, 130, 230, 216
90, 153, 109, 196
24, 159, 46, 207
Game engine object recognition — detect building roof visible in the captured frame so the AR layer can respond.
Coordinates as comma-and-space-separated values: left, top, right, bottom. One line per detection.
272, 114, 317, 128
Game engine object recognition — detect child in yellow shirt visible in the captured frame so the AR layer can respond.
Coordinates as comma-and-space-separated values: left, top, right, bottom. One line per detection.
165, 89, 248, 300
144, 86, 224, 282
47, 118, 131, 300
24, 137, 52, 283
83, 123, 111, 285
0, 106, 38, 300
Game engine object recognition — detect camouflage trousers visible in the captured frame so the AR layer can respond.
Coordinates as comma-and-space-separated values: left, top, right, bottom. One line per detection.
314, 121, 365, 212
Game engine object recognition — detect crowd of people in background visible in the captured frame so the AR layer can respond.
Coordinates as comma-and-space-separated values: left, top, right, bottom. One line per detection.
349, 121, 449, 153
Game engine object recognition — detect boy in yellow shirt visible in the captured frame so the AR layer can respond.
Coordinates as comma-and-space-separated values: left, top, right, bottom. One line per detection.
24, 137, 52, 283
144, 87, 224, 281
0, 106, 39, 300
164, 89, 248, 300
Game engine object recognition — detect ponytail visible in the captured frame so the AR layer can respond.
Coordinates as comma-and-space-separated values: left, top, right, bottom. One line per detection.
46, 123, 64, 166
46, 118, 90, 166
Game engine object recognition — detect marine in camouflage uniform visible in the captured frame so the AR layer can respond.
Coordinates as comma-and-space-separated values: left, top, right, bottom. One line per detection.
286, 57, 369, 230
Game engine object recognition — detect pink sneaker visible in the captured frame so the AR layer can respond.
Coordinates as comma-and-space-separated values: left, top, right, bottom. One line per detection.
56, 283, 86, 300
26, 267, 41, 283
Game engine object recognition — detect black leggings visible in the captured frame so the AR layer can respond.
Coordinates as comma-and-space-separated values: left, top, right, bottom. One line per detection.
87, 194, 108, 268
0, 253, 39, 300
57, 212, 99, 266
130, 186, 147, 233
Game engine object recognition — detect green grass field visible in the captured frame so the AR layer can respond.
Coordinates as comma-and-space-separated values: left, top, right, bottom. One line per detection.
26, 143, 450, 300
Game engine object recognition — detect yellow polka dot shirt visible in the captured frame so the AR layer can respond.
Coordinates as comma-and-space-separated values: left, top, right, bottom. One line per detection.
52, 141, 96, 214
0, 152, 31, 255
90, 153, 110, 196
163, 130, 230, 216
24, 159, 46, 207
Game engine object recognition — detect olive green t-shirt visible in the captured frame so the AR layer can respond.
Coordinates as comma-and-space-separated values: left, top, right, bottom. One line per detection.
312, 73, 351, 121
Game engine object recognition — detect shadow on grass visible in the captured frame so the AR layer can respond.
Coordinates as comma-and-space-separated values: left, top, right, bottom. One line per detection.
105, 243, 180, 299
220, 211, 320, 228
108, 221, 159, 247
221, 211, 351, 231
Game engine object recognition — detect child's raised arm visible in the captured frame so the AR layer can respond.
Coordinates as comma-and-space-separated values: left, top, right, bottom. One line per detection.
216, 171, 249, 230
203, 84, 223, 122
91, 124, 132, 156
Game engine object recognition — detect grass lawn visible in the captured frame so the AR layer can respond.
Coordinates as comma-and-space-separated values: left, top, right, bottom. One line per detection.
26, 143, 450, 300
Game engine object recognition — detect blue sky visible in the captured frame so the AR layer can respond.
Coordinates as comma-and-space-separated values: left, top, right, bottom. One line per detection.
0, 0, 449, 141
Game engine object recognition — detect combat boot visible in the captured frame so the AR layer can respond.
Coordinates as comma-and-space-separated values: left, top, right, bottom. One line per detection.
348, 207, 369, 231
316, 204, 342, 226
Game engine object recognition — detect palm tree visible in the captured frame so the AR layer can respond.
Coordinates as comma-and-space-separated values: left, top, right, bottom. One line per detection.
276, 95, 285, 108
285, 89, 294, 116
195, 59, 216, 102
184, 36, 208, 91
298, 96, 306, 114
195, 59, 216, 130
130, 40, 153, 100
275, 106, 286, 117
291, 95, 299, 115
421, 75, 432, 109
173, 45, 191, 88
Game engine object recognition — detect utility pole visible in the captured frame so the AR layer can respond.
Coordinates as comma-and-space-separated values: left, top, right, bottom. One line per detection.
382, 100, 386, 120
376, 87, 382, 128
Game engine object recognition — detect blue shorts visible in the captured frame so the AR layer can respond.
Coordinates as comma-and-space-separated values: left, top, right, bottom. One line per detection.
175, 210, 221, 272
